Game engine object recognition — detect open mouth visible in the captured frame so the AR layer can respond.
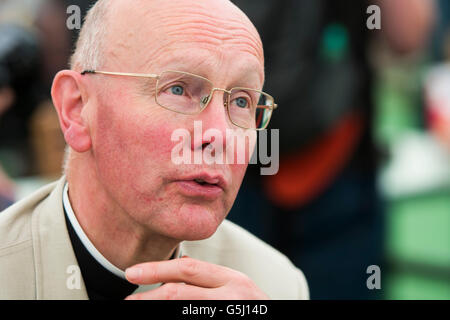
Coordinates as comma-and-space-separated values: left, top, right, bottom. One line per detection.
191, 176, 223, 188
194, 178, 215, 186
175, 175, 225, 199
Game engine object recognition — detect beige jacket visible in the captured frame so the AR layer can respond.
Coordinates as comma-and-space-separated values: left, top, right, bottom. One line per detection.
0, 177, 309, 300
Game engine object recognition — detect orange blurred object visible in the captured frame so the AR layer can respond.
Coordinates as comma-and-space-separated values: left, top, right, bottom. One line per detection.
263, 109, 364, 209
424, 63, 450, 151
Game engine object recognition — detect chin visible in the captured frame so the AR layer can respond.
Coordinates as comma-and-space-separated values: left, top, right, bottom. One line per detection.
163, 203, 226, 241
174, 227, 218, 242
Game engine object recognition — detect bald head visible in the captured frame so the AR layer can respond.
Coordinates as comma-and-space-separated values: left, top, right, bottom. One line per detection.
71, 0, 264, 74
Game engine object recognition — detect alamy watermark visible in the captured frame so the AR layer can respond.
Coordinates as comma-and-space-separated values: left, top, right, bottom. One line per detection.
366, 265, 381, 290
66, 265, 81, 290
66, 5, 81, 30
171, 121, 279, 175
366, 5, 381, 30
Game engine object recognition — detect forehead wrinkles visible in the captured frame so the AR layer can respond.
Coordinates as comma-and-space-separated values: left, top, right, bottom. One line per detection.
105, 0, 264, 70
157, 12, 264, 63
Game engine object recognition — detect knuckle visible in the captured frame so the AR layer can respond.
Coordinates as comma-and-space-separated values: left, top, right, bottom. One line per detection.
149, 264, 159, 281
178, 258, 199, 278
228, 272, 260, 297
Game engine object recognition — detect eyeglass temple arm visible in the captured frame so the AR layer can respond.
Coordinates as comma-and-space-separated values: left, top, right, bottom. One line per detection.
258, 104, 278, 110
80, 70, 159, 78
81, 70, 278, 109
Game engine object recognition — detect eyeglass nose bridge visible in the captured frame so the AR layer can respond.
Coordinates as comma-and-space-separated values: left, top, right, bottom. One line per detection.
200, 87, 232, 110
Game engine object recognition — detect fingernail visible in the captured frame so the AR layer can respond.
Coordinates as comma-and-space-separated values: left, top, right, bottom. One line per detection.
125, 267, 142, 281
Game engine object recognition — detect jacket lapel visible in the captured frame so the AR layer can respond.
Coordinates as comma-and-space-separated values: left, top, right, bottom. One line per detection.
31, 176, 89, 299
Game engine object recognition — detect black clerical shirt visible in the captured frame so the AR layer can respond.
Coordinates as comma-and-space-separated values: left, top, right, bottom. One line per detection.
63, 208, 138, 300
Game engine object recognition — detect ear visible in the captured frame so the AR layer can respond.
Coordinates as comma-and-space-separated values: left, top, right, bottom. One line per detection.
51, 70, 92, 152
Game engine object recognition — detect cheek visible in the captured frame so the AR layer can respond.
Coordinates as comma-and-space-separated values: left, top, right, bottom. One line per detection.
92, 92, 179, 188
141, 118, 176, 161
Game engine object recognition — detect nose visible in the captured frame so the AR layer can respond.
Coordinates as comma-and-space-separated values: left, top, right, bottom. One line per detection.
191, 89, 231, 152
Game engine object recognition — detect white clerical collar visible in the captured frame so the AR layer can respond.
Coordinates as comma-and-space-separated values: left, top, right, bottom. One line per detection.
63, 182, 127, 279
63, 182, 181, 281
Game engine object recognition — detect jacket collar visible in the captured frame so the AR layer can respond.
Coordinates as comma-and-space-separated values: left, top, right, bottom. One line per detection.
31, 176, 89, 299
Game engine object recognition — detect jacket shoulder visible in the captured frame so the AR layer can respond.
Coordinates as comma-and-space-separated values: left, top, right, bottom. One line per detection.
0, 181, 57, 249
182, 219, 309, 300
0, 181, 57, 299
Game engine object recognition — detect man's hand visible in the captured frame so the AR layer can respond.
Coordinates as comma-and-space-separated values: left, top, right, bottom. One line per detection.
124, 256, 269, 300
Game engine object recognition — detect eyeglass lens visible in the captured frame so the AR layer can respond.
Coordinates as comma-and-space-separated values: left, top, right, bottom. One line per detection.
156, 71, 273, 129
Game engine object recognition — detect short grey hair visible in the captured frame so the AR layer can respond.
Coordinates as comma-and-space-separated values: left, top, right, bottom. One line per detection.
69, 0, 110, 71
65, 1, 111, 173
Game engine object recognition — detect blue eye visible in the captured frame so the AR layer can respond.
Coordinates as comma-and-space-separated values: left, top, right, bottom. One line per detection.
235, 97, 248, 108
170, 85, 184, 95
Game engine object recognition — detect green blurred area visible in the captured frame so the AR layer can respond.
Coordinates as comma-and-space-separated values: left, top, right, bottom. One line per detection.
374, 56, 450, 300
385, 192, 450, 299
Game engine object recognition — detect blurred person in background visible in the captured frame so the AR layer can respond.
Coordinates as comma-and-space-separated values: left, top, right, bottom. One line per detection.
0, 0, 47, 176
228, 0, 435, 299
431, 0, 450, 61
0, 0, 42, 209
0, 0, 79, 207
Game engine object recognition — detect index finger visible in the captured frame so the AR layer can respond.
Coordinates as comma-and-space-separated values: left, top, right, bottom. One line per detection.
125, 257, 240, 288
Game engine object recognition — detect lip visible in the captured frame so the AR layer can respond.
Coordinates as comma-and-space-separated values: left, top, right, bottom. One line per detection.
174, 172, 227, 200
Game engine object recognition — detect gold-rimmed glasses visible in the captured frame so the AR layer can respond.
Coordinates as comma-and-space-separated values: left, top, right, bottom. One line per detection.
81, 69, 277, 130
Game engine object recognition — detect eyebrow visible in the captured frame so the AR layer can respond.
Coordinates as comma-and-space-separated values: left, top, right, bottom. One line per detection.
155, 56, 264, 89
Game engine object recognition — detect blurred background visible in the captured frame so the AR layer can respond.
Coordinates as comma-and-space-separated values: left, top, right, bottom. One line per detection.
0, 0, 448, 300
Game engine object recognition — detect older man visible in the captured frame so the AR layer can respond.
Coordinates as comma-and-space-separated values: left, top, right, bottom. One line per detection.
0, 0, 308, 300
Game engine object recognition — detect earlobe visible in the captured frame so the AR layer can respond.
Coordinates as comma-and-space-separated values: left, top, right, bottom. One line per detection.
51, 70, 92, 153
64, 122, 92, 152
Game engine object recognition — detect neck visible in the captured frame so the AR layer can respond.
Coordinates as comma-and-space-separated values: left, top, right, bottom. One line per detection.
66, 152, 179, 270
